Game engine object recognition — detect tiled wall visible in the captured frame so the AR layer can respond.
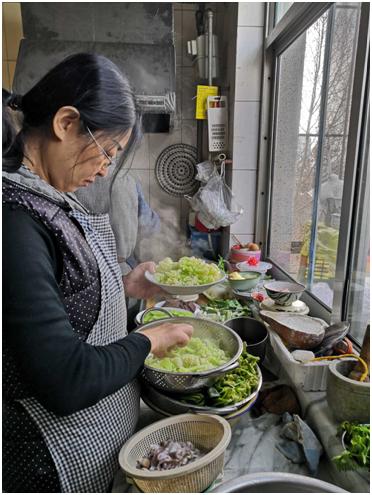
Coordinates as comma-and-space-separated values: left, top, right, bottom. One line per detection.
229, 3, 265, 248
135, 2, 226, 262
2, 2, 265, 262
2, 3, 23, 90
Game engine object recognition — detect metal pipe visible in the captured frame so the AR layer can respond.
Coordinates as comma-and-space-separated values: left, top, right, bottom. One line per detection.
206, 9, 213, 86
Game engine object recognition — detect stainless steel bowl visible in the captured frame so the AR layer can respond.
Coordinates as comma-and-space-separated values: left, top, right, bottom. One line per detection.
140, 365, 262, 416
211, 472, 346, 492
137, 316, 243, 393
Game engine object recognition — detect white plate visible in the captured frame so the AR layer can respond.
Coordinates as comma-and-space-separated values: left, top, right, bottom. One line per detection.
144, 270, 227, 296
236, 261, 272, 274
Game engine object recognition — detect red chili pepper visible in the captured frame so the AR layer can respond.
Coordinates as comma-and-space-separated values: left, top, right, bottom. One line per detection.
247, 257, 259, 266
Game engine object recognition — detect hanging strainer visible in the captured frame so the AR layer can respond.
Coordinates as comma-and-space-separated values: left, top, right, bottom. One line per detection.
155, 143, 199, 196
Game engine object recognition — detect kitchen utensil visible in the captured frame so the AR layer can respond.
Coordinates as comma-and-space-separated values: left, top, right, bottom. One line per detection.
230, 247, 261, 264
141, 386, 259, 422
236, 261, 272, 274
263, 281, 305, 306
327, 359, 370, 423
228, 271, 261, 291
260, 298, 309, 315
211, 472, 346, 492
137, 316, 243, 393
135, 307, 193, 326
260, 311, 326, 350
224, 317, 268, 361
144, 270, 226, 297
140, 365, 262, 416
155, 144, 199, 197
231, 234, 243, 247
312, 321, 350, 357
119, 414, 231, 493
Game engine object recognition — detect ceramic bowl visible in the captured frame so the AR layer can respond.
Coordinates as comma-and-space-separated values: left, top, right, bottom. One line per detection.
263, 281, 305, 306
230, 247, 261, 264
228, 271, 261, 291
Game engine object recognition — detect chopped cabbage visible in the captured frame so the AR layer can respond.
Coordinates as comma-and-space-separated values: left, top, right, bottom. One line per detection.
145, 337, 230, 372
154, 257, 222, 286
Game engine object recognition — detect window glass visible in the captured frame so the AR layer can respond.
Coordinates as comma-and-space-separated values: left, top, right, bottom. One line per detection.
269, 4, 361, 308
275, 3, 293, 25
348, 138, 369, 342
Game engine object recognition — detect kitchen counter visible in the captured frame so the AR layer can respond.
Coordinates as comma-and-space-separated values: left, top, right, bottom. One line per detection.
112, 367, 341, 493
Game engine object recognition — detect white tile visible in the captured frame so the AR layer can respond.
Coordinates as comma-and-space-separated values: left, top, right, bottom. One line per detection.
175, 66, 183, 119
181, 119, 197, 146
148, 128, 182, 169
235, 27, 264, 101
126, 134, 149, 169
148, 177, 190, 261
229, 233, 255, 248
129, 169, 150, 203
232, 101, 260, 170
181, 3, 197, 11
182, 9, 197, 67
230, 170, 257, 233
181, 66, 197, 119
238, 2, 265, 27
174, 9, 183, 67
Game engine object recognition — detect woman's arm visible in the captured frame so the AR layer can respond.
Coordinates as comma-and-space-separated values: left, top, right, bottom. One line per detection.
3, 205, 151, 416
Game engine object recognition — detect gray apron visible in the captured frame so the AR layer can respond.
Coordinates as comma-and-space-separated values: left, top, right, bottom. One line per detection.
20, 211, 140, 493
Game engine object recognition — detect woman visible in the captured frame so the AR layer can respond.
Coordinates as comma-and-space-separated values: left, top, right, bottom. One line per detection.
3, 53, 193, 493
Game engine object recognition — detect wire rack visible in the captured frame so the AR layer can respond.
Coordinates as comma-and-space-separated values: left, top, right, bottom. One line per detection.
155, 143, 199, 196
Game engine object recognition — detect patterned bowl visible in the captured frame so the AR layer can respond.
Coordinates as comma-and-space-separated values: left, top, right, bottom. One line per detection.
263, 281, 305, 306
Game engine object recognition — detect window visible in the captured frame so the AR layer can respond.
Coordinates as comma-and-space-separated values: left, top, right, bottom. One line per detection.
258, 2, 369, 343
274, 3, 293, 25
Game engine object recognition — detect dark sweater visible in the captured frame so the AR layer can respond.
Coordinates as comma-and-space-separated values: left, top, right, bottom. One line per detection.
3, 203, 151, 416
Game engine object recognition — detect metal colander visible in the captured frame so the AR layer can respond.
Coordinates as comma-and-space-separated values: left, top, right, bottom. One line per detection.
137, 317, 243, 393
119, 413, 231, 493
155, 143, 199, 196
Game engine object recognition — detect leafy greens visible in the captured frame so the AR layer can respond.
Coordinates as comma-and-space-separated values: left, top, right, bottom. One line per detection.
145, 337, 230, 372
332, 422, 370, 471
154, 257, 222, 286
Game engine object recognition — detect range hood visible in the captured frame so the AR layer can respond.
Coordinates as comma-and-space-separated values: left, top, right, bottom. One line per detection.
13, 3, 176, 125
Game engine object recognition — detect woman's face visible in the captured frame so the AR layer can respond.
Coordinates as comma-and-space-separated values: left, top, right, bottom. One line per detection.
66, 129, 132, 192
24, 107, 133, 193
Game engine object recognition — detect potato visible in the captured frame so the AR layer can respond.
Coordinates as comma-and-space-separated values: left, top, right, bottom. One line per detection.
247, 242, 260, 251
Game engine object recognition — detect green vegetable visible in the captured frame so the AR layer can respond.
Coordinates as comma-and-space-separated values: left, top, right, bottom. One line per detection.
145, 337, 230, 372
332, 422, 370, 471
177, 392, 205, 406
154, 257, 222, 286
199, 298, 251, 322
143, 309, 193, 324
217, 255, 227, 274
209, 342, 259, 406
177, 342, 259, 408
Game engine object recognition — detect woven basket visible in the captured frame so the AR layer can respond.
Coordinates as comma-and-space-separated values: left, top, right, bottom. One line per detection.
119, 414, 231, 493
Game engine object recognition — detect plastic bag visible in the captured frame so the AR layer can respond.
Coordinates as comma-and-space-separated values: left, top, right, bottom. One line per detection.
195, 161, 218, 183
186, 161, 243, 229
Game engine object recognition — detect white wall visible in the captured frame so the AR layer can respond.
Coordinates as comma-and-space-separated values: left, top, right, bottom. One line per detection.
229, 2, 265, 248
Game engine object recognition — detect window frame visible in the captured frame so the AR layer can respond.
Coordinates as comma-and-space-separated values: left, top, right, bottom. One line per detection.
256, 2, 370, 338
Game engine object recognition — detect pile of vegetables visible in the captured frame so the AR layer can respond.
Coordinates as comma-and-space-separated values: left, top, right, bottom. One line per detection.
332, 422, 370, 471
145, 337, 230, 372
178, 343, 260, 407
136, 439, 201, 471
198, 298, 252, 323
154, 257, 222, 286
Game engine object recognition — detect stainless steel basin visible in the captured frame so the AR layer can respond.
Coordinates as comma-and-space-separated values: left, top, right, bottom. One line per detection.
211, 472, 346, 493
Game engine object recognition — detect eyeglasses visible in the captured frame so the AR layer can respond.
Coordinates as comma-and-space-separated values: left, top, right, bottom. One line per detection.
86, 126, 117, 168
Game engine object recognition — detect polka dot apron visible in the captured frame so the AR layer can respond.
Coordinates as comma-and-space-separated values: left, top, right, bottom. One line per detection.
19, 210, 140, 493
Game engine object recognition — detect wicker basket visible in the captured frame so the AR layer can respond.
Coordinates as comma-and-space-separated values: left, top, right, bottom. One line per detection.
119, 414, 231, 493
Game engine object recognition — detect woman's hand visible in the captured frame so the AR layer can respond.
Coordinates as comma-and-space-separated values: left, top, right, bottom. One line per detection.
123, 261, 166, 299
141, 322, 193, 357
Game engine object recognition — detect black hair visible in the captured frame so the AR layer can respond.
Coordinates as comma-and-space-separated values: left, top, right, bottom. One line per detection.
2, 52, 142, 173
